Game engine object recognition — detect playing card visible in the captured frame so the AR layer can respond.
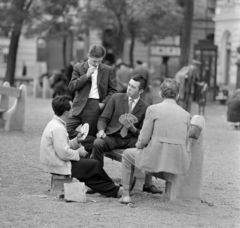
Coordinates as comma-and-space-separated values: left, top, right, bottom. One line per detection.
125, 113, 138, 124
75, 123, 89, 140
118, 114, 125, 124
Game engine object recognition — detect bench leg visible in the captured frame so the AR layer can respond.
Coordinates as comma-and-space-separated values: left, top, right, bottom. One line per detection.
164, 174, 180, 201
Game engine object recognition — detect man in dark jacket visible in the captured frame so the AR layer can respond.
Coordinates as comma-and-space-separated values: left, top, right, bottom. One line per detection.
67, 45, 117, 139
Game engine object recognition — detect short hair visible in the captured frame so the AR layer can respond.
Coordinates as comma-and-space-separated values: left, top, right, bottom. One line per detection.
132, 74, 147, 90
52, 95, 72, 116
160, 78, 180, 99
136, 60, 142, 65
88, 45, 106, 58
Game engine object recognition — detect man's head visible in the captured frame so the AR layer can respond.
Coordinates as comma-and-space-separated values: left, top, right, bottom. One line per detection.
127, 74, 147, 99
52, 95, 72, 118
88, 45, 106, 68
159, 78, 180, 100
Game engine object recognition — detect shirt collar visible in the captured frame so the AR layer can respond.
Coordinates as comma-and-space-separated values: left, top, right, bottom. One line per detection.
53, 115, 67, 127
129, 96, 140, 104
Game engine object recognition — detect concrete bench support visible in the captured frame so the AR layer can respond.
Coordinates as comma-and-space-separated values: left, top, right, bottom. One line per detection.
0, 82, 27, 131
51, 174, 73, 193
177, 115, 205, 200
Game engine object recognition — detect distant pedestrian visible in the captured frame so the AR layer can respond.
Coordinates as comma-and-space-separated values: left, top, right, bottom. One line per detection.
175, 60, 201, 113
196, 81, 208, 116
144, 77, 163, 105
116, 63, 132, 93
133, 60, 150, 100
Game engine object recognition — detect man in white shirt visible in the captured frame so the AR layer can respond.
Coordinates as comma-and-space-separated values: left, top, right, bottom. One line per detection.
67, 45, 117, 142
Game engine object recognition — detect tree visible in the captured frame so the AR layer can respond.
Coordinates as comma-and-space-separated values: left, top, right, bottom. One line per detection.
82, 0, 182, 66
27, 0, 79, 70
178, 0, 194, 69
0, 0, 34, 85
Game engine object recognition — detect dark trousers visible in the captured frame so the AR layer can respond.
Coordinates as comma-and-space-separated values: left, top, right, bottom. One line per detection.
71, 158, 119, 197
92, 133, 138, 167
67, 99, 102, 139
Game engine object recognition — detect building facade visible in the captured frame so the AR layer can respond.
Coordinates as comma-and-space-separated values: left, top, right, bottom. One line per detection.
214, 0, 240, 90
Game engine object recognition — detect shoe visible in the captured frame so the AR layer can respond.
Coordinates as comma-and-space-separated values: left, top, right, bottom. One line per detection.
119, 196, 131, 205
86, 188, 97, 194
142, 184, 163, 194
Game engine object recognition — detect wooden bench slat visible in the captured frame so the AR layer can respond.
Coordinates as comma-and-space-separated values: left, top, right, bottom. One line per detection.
0, 86, 21, 98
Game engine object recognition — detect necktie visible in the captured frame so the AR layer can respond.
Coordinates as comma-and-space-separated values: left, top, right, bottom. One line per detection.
128, 99, 134, 113
120, 99, 134, 137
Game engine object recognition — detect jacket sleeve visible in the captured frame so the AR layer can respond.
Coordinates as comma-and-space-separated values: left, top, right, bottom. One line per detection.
101, 67, 117, 106
68, 63, 90, 93
136, 107, 154, 149
97, 94, 115, 131
52, 126, 80, 161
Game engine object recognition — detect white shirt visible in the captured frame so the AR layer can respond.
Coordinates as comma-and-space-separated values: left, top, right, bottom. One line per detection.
128, 96, 140, 112
88, 60, 100, 99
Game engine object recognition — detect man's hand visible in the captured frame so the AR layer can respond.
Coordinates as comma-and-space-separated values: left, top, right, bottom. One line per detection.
78, 146, 88, 157
76, 132, 85, 143
96, 130, 106, 139
123, 119, 136, 133
98, 103, 105, 111
86, 67, 96, 78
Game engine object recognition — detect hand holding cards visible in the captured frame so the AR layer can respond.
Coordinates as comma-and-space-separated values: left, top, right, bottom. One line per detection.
75, 123, 89, 141
119, 113, 138, 126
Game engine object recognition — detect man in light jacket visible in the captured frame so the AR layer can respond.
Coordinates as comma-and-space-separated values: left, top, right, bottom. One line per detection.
119, 78, 191, 204
40, 95, 122, 198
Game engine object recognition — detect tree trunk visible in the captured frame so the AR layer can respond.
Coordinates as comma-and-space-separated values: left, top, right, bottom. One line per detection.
129, 31, 135, 68
62, 37, 67, 70
179, 0, 194, 69
115, 28, 125, 60
4, 27, 22, 86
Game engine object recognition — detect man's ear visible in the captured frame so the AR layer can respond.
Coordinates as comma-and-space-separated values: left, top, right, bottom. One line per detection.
139, 89, 144, 95
63, 110, 68, 116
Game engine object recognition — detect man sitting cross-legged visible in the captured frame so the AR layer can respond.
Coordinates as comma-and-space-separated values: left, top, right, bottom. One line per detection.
91, 74, 162, 194
40, 95, 123, 198
119, 78, 191, 204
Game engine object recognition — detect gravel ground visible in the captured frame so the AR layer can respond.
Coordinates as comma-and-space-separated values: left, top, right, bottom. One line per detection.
0, 96, 239, 228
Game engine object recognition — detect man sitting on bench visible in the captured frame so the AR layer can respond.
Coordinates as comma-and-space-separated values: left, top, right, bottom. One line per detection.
119, 78, 191, 204
40, 95, 123, 198
91, 74, 162, 194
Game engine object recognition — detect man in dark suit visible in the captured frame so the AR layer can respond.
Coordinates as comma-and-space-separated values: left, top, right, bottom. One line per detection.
67, 45, 116, 140
92, 74, 162, 194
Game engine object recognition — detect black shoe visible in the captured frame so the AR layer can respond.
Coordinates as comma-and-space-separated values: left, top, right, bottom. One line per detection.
142, 184, 163, 194
86, 188, 97, 194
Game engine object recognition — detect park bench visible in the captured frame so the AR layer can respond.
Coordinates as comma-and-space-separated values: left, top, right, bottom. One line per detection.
104, 115, 205, 201
0, 81, 27, 131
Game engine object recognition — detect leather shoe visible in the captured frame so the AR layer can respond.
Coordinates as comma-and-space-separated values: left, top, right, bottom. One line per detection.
86, 188, 97, 194
142, 184, 163, 194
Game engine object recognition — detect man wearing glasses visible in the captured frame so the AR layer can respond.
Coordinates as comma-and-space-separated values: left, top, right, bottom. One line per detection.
67, 45, 116, 141
91, 74, 162, 195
